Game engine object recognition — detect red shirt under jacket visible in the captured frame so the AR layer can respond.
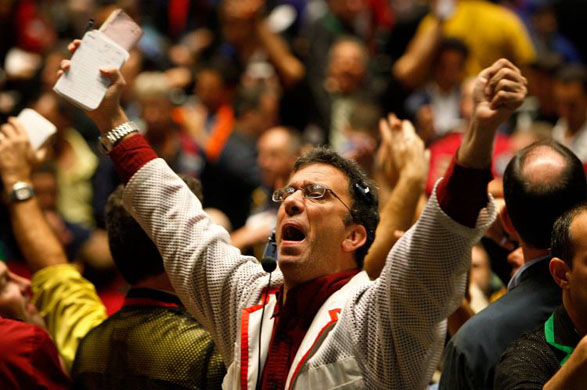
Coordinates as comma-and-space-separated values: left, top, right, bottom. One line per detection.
0, 317, 70, 389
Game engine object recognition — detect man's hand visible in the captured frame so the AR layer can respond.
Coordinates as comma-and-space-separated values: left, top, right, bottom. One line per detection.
0, 118, 46, 190
375, 114, 428, 190
458, 59, 527, 169
364, 114, 428, 278
58, 39, 128, 133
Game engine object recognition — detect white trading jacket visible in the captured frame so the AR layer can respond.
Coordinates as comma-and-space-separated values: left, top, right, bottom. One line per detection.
122, 158, 496, 389
227, 272, 369, 390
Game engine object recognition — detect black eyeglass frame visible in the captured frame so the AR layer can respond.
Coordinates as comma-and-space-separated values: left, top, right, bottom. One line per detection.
272, 183, 352, 212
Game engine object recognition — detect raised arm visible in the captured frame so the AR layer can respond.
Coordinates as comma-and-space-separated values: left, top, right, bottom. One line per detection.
256, 19, 305, 88
57, 40, 278, 364
363, 114, 428, 279
392, 14, 443, 90
0, 118, 66, 273
343, 58, 527, 389
0, 118, 107, 371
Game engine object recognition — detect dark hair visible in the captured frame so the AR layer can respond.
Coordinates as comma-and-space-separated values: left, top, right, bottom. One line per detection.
503, 140, 587, 249
293, 147, 379, 268
437, 38, 469, 61
196, 56, 241, 89
529, 54, 562, 75
551, 202, 587, 267
105, 175, 204, 285
555, 64, 587, 92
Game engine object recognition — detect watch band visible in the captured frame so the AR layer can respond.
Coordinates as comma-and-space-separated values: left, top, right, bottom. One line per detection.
8, 181, 35, 203
99, 121, 139, 153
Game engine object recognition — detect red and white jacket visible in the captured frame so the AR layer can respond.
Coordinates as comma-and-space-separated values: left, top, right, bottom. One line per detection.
121, 157, 496, 389
225, 272, 369, 389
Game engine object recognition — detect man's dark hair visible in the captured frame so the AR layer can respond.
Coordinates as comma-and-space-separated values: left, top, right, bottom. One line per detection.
293, 147, 379, 268
503, 140, 586, 249
554, 64, 587, 92
196, 56, 241, 89
551, 202, 587, 268
437, 38, 469, 61
529, 54, 562, 75
105, 175, 204, 285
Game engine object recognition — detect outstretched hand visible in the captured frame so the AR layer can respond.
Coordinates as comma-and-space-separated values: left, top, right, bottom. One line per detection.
375, 114, 428, 190
0, 118, 47, 189
473, 59, 527, 130
57, 39, 128, 133
458, 59, 527, 169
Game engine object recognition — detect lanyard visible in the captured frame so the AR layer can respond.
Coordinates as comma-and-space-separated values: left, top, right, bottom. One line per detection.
544, 312, 575, 367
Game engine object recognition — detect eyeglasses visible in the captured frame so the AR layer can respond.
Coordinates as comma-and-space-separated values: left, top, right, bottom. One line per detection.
272, 183, 352, 212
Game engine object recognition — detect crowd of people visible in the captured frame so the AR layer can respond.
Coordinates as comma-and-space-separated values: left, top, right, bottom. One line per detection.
1, 0, 587, 389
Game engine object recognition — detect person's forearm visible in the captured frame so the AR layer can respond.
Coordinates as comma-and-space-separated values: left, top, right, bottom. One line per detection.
364, 173, 424, 279
437, 157, 492, 228
392, 19, 442, 90
9, 198, 67, 272
91, 106, 129, 135
256, 20, 305, 88
457, 120, 497, 169
109, 134, 158, 184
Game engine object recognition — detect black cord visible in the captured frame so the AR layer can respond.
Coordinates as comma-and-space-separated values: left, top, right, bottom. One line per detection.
255, 271, 272, 390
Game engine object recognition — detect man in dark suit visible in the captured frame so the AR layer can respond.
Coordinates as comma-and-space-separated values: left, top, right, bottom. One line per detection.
440, 140, 587, 390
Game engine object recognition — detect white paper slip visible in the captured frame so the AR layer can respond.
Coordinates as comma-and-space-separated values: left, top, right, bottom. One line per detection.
53, 30, 129, 111
17, 108, 57, 150
100, 9, 143, 52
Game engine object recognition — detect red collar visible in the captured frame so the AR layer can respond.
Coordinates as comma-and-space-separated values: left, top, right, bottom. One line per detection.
261, 268, 360, 389
275, 268, 360, 324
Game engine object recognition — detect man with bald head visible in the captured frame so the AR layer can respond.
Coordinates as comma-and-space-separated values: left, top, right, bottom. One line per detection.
257, 127, 302, 191
231, 127, 303, 253
441, 140, 587, 390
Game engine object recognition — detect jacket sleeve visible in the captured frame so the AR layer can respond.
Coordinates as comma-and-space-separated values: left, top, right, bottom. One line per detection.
122, 158, 283, 364
338, 182, 496, 389
31, 264, 107, 373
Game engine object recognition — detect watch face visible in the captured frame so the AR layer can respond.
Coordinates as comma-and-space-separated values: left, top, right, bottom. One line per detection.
14, 188, 32, 200
15, 187, 33, 201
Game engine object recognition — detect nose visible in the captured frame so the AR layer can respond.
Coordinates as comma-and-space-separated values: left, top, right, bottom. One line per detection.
10, 271, 32, 296
283, 189, 305, 216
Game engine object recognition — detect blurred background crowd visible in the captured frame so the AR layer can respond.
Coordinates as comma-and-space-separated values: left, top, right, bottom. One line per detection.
1, 0, 587, 387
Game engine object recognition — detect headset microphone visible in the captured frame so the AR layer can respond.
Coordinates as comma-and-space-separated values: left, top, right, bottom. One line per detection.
261, 231, 277, 273
256, 230, 277, 389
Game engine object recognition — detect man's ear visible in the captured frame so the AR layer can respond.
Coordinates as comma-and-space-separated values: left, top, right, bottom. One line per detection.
550, 257, 571, 289
501, 206, 516, 235
501, 206, 523, 243
342, 224, 367, 253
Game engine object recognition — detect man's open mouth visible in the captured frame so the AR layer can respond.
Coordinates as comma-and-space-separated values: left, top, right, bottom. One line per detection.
282, 225, 306, 241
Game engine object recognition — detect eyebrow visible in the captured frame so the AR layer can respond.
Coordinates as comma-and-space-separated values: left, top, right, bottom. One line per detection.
286, 180, 319, 188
